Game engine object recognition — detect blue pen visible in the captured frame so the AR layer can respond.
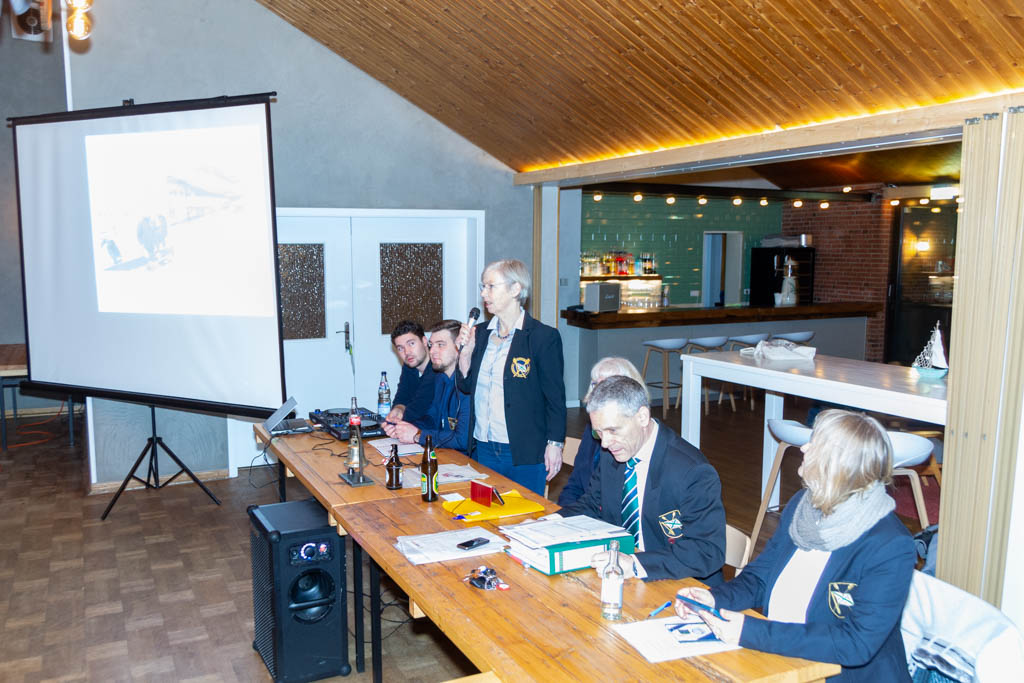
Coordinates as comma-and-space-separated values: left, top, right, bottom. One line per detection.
648, 600, 673, 618
676, 594, 725, 620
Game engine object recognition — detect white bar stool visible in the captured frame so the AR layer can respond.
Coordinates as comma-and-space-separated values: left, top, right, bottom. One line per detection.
888, 431, 934, 529
680, 336, 731, 414
746, 419, 812, 565
725, 333, 770, 409
640, 338, 688, 419
771, 330, 815, 344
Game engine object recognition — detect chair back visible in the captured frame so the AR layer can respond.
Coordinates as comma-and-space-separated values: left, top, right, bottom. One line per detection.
562, 436, 581, 468
901, 570, 1024, 680
768, 419, 812, 448
888, 431, 933, 468
724, 524, 752, 571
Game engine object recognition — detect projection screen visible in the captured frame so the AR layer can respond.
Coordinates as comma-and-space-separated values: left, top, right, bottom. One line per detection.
12, 94, 285, 417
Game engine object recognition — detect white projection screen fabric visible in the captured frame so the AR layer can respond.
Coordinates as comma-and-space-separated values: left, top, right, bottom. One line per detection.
14, 97, 285, 416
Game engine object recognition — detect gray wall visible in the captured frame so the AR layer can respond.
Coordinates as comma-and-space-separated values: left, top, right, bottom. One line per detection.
0, 10, 67, 410
7, 0, 532, 480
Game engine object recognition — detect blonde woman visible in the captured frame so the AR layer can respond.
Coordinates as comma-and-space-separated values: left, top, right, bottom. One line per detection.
676, 409, 915, 681
557, 357, 647, 506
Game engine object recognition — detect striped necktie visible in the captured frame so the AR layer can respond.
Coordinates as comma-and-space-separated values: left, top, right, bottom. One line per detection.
621, 456, 641, 546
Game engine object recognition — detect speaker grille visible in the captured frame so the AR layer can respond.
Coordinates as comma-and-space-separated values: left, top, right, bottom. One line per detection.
250, 527, 277, 678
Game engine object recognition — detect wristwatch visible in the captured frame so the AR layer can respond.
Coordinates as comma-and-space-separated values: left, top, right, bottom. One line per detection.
547, 440, 564, 449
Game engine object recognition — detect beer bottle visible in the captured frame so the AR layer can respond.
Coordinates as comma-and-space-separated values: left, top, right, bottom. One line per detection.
420, 435, 438, 502
385, 443, 402, 490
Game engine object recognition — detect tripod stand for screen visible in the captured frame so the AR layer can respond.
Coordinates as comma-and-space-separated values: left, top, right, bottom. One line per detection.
101, 404, 221, 519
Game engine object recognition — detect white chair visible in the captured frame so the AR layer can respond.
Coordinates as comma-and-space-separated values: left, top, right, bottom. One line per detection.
901, 570, 1024, 681
680, 336, 732, 414
745, 419, 812, 566
641, 338, 688, 419
725, 524, 752, 573
725, 333, 770, 409
887, 431, 934, 528
770, 330, 815, 344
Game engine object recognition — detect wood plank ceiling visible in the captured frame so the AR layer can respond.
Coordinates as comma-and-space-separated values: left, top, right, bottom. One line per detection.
254, 0, 1024, 174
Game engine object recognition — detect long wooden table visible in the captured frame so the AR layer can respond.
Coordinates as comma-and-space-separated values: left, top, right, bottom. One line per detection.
681, 351, 948, 508
257, 424, 840, 682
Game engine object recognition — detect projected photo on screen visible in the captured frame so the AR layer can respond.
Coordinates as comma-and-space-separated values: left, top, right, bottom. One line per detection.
86, 125, 275, 317
12, 94, 285, 416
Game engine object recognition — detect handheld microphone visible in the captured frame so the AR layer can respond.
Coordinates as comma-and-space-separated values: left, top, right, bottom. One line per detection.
459, 307, 481, 351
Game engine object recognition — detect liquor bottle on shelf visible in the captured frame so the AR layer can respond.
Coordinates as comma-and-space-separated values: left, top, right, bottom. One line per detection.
377, 371, 391, 418
385, 443, 402, 490
600, 540, 624, 620
420, 435, 438, 502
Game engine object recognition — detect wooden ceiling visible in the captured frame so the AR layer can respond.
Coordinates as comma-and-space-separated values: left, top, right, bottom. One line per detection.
255, 0, 1024, 174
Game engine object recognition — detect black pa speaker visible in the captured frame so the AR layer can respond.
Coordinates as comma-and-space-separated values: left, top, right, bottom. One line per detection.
248, 498, 349, 682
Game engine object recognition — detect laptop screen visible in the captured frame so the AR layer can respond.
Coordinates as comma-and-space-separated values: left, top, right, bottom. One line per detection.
263, 396, 297, 432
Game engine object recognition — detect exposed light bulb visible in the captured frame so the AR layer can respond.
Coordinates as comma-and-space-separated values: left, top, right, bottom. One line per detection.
665, 196, 676, 205
842, 186, 852, 193
919, 197, 930, 205
732, 197, 742, 206
819, 201, 829, 209
890, 199, 900, 206
931, 207, 941, 213
793, 200, 803, 208
66, 10, 92, 39
759, 198, 768, 206
697, 196, 707, 205
593, 193, 603, 202
633, 193, 643, 202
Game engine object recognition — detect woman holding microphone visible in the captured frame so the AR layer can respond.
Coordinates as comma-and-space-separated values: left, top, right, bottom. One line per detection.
456, 259, 566, 495
675, 409, 915, 681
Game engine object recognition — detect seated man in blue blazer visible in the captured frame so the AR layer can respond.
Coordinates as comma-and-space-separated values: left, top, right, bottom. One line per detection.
558, 376, 726, 583
383, 320, 470, 454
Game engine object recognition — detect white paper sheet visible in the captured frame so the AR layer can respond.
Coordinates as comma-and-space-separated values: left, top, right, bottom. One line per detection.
611, 616, 740, 663
395, 528, 505, 565
367, 437, 423, 457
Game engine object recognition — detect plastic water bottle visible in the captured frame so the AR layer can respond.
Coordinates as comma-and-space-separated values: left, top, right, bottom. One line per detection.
600, 540, 624, 620
377, 371, 391, 418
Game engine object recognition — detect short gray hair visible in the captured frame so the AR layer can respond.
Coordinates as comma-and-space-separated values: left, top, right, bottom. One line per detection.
586, 376, 649, 416
483, 259, 530, 305
585, 357, 649, 403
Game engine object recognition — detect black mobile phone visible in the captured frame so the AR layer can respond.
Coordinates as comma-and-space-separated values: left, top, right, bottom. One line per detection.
492, 489, 506, 506
457, 537, 490, 550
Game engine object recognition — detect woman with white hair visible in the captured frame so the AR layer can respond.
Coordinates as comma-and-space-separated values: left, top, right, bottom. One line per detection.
456, 259, 566, 495
675, 409, 916, 681
556, 357, 647, 506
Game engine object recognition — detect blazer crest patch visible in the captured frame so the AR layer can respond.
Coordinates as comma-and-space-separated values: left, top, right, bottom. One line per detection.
510, 357, 531, 378
658, 509, 684, 538
828, 582, 857, 618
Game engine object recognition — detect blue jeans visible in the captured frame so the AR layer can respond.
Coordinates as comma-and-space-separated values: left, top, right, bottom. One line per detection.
473, 440, 546, 496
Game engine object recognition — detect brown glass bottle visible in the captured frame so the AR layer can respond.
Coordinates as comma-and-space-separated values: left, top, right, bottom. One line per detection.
385, 443, 402, 490
420, 435, 438, 502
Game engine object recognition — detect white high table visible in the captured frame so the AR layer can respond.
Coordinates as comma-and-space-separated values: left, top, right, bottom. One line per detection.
680, 351, 948, 508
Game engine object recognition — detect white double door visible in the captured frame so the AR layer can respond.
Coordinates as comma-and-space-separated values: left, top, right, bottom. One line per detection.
275, 208, 484, 416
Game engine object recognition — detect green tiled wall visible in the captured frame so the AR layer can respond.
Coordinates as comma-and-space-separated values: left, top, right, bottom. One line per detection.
581, 194, 783, 304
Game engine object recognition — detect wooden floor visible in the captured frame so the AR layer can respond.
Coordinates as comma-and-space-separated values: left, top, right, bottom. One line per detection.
0, 396, 923, 682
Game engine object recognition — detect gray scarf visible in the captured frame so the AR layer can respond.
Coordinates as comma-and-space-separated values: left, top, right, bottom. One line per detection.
789, 482, 895, 551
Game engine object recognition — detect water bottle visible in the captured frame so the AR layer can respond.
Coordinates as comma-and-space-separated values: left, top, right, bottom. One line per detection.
377, 371, 391, 418
600, 540, 624, 620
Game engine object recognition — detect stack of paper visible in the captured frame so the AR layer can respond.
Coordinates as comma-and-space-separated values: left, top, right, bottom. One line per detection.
500, 516, 634, 575
394, 528, 504, 565
398, 463, 489, 490
368, 437, 422, 457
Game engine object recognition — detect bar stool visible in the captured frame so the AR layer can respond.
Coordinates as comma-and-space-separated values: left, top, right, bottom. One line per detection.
771, 330, 815, 344
679, 336, 732, 414
640, 338, 688, 419
724, 333, 770, 410
745, 419, 811, 565
888, 431, 934, 528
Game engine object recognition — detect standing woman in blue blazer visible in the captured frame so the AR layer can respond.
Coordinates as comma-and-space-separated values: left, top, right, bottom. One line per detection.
676, 410, 915, 681
456, 259, 567, 495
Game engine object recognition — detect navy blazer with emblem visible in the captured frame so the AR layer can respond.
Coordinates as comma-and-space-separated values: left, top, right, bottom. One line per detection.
559, 420, 726, 583
456, 311, 566, 466
711, 489, 915, 681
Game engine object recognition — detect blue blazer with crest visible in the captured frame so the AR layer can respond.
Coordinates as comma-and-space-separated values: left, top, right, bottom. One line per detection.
711, 489, 915, 681
559, 421, 726, 583
456, 311, 566, 466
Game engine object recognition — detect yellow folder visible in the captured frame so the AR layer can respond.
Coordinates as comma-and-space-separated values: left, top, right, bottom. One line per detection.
442, 490, 545, 522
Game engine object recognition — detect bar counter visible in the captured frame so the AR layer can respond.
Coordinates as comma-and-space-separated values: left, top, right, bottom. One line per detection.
562, 301, 882, 329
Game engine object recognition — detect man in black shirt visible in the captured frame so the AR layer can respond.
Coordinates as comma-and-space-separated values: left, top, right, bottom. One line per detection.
386, 320, 435, 424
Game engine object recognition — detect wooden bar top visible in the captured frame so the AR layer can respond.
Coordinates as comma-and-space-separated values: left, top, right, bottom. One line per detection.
562, 301, 882, 330
337, 495, 840, 682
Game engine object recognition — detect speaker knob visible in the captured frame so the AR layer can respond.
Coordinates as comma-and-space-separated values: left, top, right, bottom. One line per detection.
301, 543, 316, 559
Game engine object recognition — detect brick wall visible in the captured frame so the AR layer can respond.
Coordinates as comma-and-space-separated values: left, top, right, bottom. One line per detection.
782, 190, 895, 361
